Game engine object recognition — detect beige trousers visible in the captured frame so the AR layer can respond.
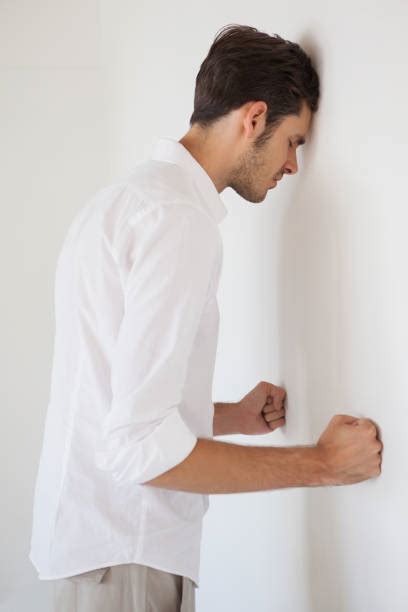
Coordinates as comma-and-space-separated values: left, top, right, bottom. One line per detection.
53, 563, 196, 612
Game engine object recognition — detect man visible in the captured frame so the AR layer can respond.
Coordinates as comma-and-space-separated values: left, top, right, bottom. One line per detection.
29, 23, 382, 612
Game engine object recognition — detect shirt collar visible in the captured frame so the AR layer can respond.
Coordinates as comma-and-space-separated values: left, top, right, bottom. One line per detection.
149, 137, 228, 224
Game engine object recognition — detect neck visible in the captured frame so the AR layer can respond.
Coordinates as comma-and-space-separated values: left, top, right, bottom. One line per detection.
178, 126, 233, 193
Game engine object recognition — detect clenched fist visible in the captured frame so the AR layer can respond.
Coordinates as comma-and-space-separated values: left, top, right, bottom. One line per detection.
316, 414, 383, 485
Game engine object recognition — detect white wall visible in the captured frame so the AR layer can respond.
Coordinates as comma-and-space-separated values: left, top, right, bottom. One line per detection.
2, 1, 407, 611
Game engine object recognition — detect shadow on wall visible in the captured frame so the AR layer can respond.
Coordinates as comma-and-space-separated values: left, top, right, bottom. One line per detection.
275, 33, 350, 612
275, 32, 388, 611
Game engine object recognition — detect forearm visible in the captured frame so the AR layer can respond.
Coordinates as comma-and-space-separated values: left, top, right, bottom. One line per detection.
213, 401, 241, 436
142, 437, 329, 494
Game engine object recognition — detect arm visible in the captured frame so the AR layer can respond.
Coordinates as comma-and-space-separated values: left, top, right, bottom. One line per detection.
94, 201, 218, 486
143, 437, 329, 493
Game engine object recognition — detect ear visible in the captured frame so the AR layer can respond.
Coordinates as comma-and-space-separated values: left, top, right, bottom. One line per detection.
242, 101, 268, 139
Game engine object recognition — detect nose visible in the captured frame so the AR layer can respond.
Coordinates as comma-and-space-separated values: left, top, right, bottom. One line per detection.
283, 150, 298, 176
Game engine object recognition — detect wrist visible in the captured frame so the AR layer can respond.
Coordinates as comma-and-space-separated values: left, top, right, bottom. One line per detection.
307, 445, 334, 486
213, 402, 241, 436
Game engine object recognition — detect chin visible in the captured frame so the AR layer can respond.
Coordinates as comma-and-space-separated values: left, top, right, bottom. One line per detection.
230, 183, 267, 203
239, 193, 264, 204
256, 189, 270, 203
251, 192, 268, 203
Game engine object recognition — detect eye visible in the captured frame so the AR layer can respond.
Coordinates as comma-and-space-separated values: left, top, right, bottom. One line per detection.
288, 140, 293, 148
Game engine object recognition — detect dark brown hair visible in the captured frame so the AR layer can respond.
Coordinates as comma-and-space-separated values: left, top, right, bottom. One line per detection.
189, 24, 320, 146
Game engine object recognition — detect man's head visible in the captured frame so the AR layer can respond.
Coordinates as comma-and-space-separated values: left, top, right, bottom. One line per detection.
224, 98, 313, 202
183, 24, 319, 203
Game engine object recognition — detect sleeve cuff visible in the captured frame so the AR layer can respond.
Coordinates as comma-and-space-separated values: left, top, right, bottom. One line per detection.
94, 407, 198, 486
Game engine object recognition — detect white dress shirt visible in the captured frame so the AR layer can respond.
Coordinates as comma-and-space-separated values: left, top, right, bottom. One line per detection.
29, 137, 228, 589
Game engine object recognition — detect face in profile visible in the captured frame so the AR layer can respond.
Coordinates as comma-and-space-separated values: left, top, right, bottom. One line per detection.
227, 102, 312, 203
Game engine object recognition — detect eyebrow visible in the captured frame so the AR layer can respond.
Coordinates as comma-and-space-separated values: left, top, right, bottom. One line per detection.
293, 134, 306, 145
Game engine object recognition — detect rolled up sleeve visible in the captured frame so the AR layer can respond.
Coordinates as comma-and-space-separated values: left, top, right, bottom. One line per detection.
94, 201, 216, 486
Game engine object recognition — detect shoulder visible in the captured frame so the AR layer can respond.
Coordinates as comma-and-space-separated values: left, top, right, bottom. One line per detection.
124, 159, 200, 209
116, 160, 218, 237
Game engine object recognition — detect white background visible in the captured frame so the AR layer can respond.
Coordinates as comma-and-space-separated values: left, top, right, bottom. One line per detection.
1, 1, 407, 610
